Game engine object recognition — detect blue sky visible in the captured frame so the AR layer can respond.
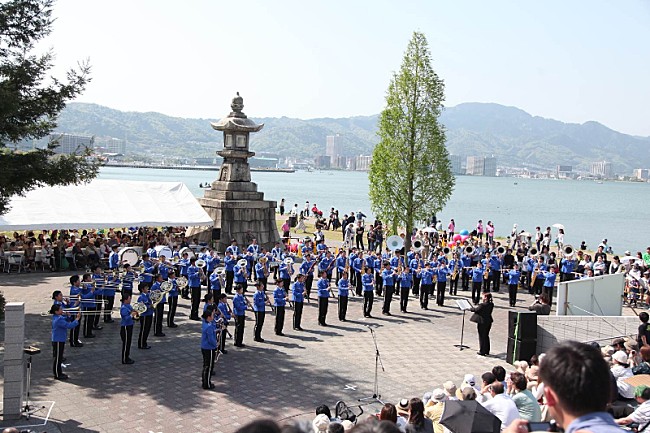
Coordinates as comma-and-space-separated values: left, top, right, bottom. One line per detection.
46, 0, 650, 135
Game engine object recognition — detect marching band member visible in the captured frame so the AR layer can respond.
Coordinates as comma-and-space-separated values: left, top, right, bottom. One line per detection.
374, 254, 383, 296
353, 251, 364, 297
489, 253, 502, 292
362, 266, 375, 317
317, 271, 330, 326
390, 252, 404, 294
381, 262, 397, 315
200, 308, 217, 390
234, 257, 248, 293
120, 293, 136, 364
532, 257, 547, 295
336, 250, 347, 284
291, 274, 306, 331
151, 274, 166, 337
91, 266, 105, 331
226, 239, 240, 257
224, 250, 236, 295
319, 250, 335, 283
103, 269, 118, 324
232, 284, 247, 347
158, 255, 171, 281
349, 247, 358, 286
205, 251, 220, 293
109, 244, 120, 270
271, 242, 283, 280
435, 263, 450, 307
137, 285, 153, 350
273, 280, 286, 336
541, 265, 557, 306
247, 238, 260, 257
146, 241, 157, 259
51, 304, 80, 380
188, 257, 202, 321
448, 253, 460, 296
560, 254, 576, 282
166, 270, 179, 328
471, 262, 484, 305
216, 293, 231, 353
338, 271, 350, 321
409, 254, 422, 297
121, 264, 135, 298
505, 264, 521, 307
397, 266, 412, 313
252, 281, 267, 342
300, 253, 316, 300
203, 292, 215, 313
244, 251, 255, 282
52, 289, 79, 351
178, 251, 191, 299
80, 274, 96, 338
255, 257, 268, 291
279, 257, 292, 291
67, 276, 84, 347
209, 267, 223, 297
460, 250, 471, 291
138, 253, 155, 294
525, 254, 536, 294
418, 263, 434, 310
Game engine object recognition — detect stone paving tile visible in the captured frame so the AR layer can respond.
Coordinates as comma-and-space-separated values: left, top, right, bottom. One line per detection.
0, 272, 564, 432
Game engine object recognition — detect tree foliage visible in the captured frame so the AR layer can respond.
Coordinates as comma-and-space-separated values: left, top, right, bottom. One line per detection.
369, 31, 455, 247
0, 0, 99, 214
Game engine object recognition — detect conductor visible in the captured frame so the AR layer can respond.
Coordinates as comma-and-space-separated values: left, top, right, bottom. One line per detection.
470, 292, 494, 357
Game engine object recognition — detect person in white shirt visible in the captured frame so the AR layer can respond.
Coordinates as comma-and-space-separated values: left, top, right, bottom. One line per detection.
481, 382, 520, 429
611, 350, 635, 399
616, 385, 650, 427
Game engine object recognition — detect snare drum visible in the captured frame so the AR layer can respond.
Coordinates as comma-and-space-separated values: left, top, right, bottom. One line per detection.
179, 247, 195, 259
154, 245, 173, 260
118, 248, 139, 267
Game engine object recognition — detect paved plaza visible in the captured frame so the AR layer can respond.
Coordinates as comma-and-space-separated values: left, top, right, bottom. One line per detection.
1, 271, 539, 433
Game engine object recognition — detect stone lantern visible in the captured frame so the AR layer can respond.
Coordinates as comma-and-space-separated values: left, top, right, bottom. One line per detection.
197, 93, 281, 252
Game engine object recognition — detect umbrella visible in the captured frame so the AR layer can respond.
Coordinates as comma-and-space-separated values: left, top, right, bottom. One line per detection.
440, 400, 501, 433
621, 256, 639, 264
422, 227, 437, 233
520, 232, 531, 237
552, 223, 565, 230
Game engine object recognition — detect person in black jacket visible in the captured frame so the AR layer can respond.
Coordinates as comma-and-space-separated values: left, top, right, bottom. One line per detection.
470, 292, 494, 356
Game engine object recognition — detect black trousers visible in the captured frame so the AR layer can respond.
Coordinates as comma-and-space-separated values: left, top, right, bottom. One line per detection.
375, 273, 383, 296
138, 315, 152, 348
339, 295, 348, 320
533, 279, 544, 295
462, 268, 470, 290
543, 285, 554, 307
258, 276, 268, 291
154, 302, 164, 334
472, 282, 482, 304
400, 286, 410, 312
69, 319, 80, 344
202, 348, 215, 388
167, 296, 178, 326
225, 271, 234, 294
104, 295, 115, 322
503, 284, 514, 306
83, 307, 95, 337
52, 341, 65, 378
413, 275, 420, 296
219, 325, 227, 352
356, 235, 364, 250
318, 297, 328, 325
293, 302, 303, 329
234, 315, 245, 345
282, 278, 291, 293
275, 306, 285, 334
436, 281, 446, 306
93, 294, 103, 327
491, 272, 500, 292
420, 284, 432, 309
355, 272, 363, 296
560, 272, 573, 283
190, 286, 201, 319
382, 286, 394, 314
254, 311, 265, 340
477, 322, 492, 355
305, 275, 314, 298
483, 276, 491, 293
363, 291, 374, 317
120, 325, 133, 363
450, 276, 459, 295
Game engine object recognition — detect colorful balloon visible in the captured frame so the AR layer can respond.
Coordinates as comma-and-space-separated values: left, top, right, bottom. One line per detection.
460, 235, 470, 242
460, 229, 469, 236
453, 234, 462, 242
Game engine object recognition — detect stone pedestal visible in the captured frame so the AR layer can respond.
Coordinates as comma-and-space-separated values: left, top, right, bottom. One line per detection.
3, 302, 25, 420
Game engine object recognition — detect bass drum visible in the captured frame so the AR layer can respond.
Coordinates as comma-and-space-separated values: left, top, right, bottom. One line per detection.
154, 245, 173, 260
118, 247, 139, 267
179, 247, 195, 259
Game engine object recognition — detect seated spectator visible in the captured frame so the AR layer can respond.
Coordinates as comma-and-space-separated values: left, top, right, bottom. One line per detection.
611, 351, 635, 400
481, 382, 520, 429
424, 389, 447, 433
509, 372, 542, 422
24, 240, 36, 270
633, 346, 650, 375
492, 366, 507, 391
528, 293, 551, 315
313, 414, 330, 433
616, 385, 650, 427
379, 403, 407, 432
443, 381, 457, 401
458, 386, 477, 401
478, 372, 497, 403
405, 398, 433, 433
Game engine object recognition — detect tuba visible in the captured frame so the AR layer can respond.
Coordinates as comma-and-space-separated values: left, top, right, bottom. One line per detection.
386, 235, 404, 252
176, 276, 188, 289
496, 246, 506, 255
196, 259, 207, 269
563, 245, 574, 257
412, 237, 424, 252
464, 245, 474, 255
442, 246, 451, 255
529, 247, 539, 257
258, 256, 268, 264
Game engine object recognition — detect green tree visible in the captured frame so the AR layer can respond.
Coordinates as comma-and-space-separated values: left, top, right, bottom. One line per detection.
369, 31, 454, 248
0, 0, 99, 215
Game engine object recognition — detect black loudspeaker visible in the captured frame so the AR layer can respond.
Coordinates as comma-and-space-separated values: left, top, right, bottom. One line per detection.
507, 337, 537, 364
211, 228, 221, 240
508, 311, 537, 340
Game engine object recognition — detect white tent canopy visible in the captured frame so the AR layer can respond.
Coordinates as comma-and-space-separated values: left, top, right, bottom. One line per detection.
0, 180, 213, 230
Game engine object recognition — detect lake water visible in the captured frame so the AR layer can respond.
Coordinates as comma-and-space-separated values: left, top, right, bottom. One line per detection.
99, 166, 650, 254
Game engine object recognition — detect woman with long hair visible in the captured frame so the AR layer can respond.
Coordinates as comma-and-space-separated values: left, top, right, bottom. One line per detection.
405, 398, 433, 433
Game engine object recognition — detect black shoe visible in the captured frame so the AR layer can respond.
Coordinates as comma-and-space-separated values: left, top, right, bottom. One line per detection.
220, 349, 228, 354
85, 334, 95, 338
234, 343, 246, 347
340, 318, 346, 322
477, 352, 486, 356
72, 342, 84, 347
168, 324, 178, 328
93, 326, 103, 330
55, 374, 69, 380
276, 332, 285, 336
138, 345, 151, 350
383, 312, 392, 316
104, 319, 115, 323
123, 359, 135, 365
190, 317, 201, 321
254, 338, 265, 343
154, 333, 166, 337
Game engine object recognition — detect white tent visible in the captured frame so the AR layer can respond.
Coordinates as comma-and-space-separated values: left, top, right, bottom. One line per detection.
0, 180, 213, 230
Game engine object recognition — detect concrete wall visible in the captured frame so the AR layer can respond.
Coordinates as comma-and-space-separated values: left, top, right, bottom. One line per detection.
537, 315, 639, 353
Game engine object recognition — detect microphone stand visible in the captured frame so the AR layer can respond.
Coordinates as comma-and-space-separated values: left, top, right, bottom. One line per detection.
359, 326, 385, 405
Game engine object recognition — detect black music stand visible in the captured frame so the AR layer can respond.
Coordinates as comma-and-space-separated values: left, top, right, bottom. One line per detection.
454, 299, 472, 351
358, 326, 385, 405
22, 346, 46, 419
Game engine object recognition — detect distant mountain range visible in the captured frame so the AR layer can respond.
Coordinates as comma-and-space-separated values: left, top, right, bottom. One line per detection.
52, 102, 650, 172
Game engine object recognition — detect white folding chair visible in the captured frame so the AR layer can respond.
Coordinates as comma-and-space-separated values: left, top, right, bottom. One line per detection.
7, 254, 25, 273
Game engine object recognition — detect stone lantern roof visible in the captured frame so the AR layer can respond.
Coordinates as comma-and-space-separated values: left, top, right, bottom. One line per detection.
210, 92, 264, 133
